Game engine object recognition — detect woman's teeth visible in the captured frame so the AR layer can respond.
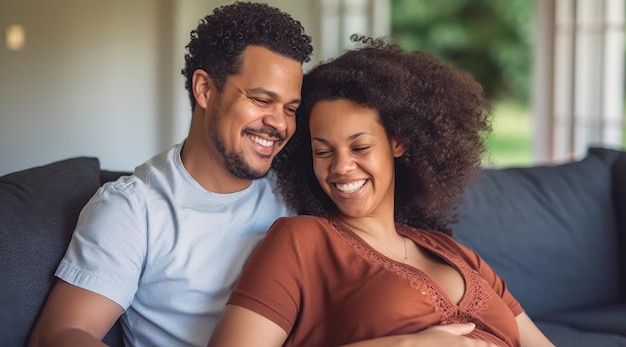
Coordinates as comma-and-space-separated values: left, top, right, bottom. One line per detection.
335, 180, 366, 193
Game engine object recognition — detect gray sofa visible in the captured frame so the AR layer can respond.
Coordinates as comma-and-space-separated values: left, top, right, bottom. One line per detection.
0, 158, 126, 347
1, 147, 625, 346
454, 147, 626, 346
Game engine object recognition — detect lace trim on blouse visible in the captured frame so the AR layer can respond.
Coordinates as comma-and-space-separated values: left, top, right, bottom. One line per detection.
329, 219, 493, 329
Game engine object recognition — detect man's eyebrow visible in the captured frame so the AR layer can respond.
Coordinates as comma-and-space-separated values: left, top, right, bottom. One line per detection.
249, 87, 301, 104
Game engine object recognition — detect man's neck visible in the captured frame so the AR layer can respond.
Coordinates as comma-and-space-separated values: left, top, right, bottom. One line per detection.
180, 138, 254, 194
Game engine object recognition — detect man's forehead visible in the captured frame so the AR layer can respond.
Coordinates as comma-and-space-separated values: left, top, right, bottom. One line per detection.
230, 46, 303, 100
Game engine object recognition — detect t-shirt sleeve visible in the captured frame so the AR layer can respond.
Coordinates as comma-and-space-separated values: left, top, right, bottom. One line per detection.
55, 178, 147, 310
474, 252, 523, 316
227, 217, 306, 334
440, 233, 524, 317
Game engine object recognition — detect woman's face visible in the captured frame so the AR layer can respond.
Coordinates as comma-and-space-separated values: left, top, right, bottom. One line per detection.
309, 99, 405, 219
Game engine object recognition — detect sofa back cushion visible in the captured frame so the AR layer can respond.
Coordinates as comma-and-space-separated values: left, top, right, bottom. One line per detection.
453, 148, 624, 318
0, 158, 102, 346
613, 153, 626, 297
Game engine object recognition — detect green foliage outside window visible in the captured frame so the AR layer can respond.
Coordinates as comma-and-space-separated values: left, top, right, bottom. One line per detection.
391, 0, 534, 167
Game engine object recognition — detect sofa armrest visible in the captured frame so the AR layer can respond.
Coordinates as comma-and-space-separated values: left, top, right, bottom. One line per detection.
0, 158, 103, 346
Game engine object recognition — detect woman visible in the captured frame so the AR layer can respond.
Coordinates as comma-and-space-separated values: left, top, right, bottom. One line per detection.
208, 37, 554, 347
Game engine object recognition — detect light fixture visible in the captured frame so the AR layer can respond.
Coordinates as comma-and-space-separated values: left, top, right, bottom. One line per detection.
6, 25, 25, 52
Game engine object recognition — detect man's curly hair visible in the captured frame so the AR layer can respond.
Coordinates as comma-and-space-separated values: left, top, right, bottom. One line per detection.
181, 2, 313, 110
272, 36, 492, 234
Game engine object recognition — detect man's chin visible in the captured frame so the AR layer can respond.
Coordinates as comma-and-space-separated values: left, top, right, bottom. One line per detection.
229, 163, 271, 180
223, 151, 273, 180
234, 170, 268, 180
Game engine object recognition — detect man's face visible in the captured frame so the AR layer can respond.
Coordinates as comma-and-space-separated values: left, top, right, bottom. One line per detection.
207, 45, 303, 180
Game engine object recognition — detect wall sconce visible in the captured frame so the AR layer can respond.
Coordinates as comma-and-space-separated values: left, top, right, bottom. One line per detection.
5, 25, 25, 52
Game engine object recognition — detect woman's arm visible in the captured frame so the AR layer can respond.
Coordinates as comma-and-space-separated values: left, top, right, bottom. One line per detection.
207, 305, 287, 347
516, 312, 555, 347
208, 307, 498, 347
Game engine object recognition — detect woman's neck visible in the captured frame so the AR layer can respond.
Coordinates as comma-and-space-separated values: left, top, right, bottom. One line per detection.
338, 214, 409, 263
337, 214, 398, 238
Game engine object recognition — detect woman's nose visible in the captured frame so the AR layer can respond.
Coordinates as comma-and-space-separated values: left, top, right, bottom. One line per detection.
331, 152, 356, 174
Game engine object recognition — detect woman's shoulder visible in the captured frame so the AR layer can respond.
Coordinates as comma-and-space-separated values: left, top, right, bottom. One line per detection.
267, 215, 334, 241
400, 224, 454, 242
401, 224, 483, 265
400, 224, 469, 253
272, 214, 330, 228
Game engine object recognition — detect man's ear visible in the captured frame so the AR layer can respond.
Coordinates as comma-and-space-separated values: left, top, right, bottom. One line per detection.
391, 138, 407, 158
192, 69, 214, 109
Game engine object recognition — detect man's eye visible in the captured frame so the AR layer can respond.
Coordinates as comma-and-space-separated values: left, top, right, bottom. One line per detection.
252, 97, 269, 104
286, 107, 297, 115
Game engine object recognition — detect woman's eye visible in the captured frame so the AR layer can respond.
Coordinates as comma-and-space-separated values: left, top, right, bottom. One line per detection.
314, 150, 331, 157
353, 146, 371, 153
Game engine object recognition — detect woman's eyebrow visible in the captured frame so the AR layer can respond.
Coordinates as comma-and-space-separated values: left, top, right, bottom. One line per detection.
348, 131, 371, 140
311, 132, 372, 143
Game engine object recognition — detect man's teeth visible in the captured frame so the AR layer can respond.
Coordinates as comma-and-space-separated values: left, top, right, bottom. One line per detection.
251, 135, 273, 147
335, 180, 366, 193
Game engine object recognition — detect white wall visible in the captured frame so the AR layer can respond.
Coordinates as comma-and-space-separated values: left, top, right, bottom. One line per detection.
0, 0, 317, 175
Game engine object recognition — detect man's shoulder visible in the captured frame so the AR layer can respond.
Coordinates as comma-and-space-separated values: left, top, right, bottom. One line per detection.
94, 146, 181, 206
134, 144, 180, 181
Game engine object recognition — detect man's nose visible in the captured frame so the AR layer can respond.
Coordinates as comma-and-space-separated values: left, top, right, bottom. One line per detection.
262, 105, 288, 134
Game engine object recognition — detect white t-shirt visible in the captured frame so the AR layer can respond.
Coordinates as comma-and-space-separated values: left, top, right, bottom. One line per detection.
56, 142, 292, 347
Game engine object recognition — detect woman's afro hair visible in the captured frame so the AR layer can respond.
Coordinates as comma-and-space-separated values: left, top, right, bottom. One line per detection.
272, 36, 492, 234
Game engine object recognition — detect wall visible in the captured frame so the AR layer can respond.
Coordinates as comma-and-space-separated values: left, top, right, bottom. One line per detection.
0, 0, 317, 175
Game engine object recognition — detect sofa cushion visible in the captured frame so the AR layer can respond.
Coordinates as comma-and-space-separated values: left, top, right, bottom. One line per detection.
453, 148, 624, 318
541, 303, 626, 336
0, 157, 102, 346
536, 321, 626, 347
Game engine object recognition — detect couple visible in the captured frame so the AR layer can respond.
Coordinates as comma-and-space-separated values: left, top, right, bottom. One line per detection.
29, 2, 553, 347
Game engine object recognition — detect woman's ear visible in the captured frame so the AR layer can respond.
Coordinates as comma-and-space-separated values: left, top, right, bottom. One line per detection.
391, 138, 407, 158
192, 69, 214, 110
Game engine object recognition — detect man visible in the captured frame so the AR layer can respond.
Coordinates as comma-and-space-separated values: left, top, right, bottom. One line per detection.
28, 2, 313, 346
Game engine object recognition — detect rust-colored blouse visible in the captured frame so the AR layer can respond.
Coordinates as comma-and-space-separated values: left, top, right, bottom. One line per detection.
228, 215, 523, 347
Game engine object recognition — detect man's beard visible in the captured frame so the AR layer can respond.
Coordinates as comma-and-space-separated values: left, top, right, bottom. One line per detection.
209, 102, 270, 180
215, 135, 269, 180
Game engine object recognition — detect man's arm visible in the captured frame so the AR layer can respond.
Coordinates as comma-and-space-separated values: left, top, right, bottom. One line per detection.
28, 280, 123, 347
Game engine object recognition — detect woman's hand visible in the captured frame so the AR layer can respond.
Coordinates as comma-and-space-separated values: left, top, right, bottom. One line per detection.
410, 323, 499, 347
340, 323, 498, 347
